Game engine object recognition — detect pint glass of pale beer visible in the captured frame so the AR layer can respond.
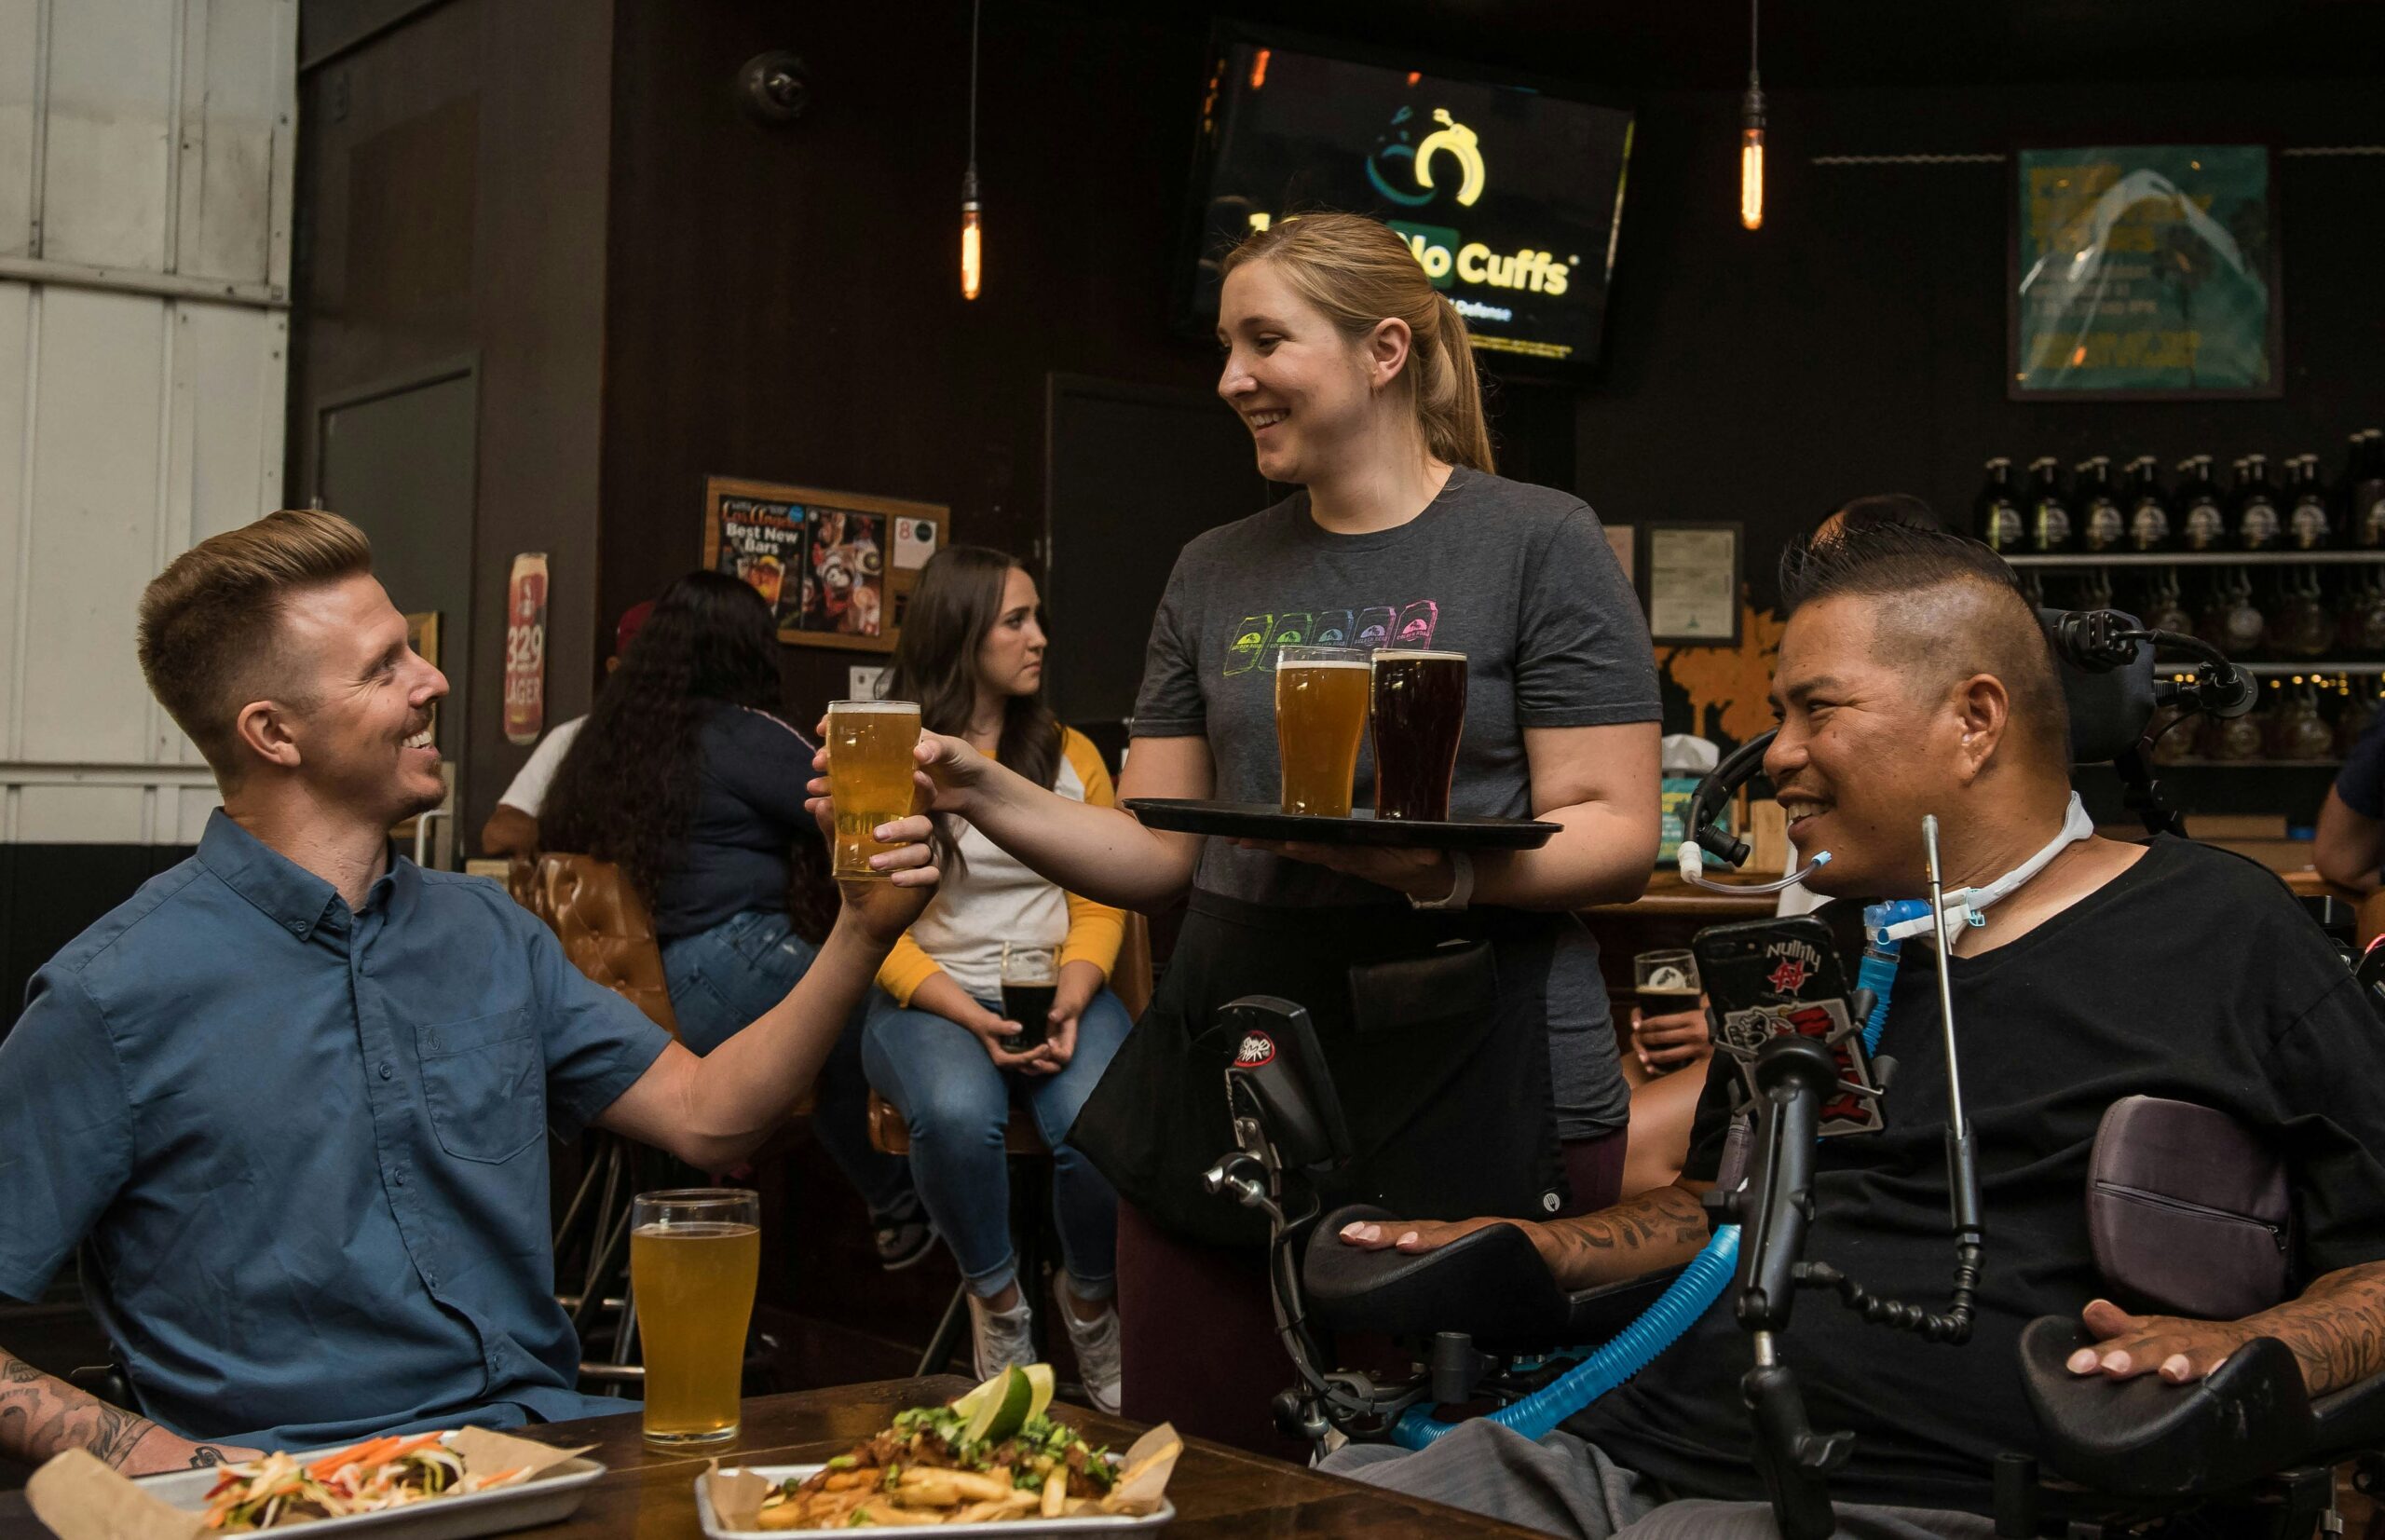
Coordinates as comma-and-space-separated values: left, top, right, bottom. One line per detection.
825, 699, 921, 879
1274, 646, 1371, 816
631, 1188, 760, 1450
1371, 648, 1468, 821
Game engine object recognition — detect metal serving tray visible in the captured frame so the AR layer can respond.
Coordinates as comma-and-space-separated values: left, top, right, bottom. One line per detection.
123, 1449, 606, 1539
694, 1464, 1176, 1538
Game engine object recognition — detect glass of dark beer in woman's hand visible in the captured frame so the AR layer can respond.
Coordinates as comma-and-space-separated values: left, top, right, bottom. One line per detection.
1370, 648, 1467, 821
1274, 645, 1371, 816
1000, 942, 1059, 1053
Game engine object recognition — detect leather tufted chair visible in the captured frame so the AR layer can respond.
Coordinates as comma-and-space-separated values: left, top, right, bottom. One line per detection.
537, 852, 681, 1038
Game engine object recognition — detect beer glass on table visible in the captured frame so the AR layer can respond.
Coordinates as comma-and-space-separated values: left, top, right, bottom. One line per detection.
825, 699, 921, 879
631, 1188, 760, 1450
1632, 949, 1703, 1076
1274, 645, 1371, 817
1370, 648, 1467, 822
1000, 942, 1060, 1054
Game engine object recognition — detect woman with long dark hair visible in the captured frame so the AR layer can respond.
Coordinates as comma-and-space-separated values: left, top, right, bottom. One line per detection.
540, 569, 921, 1263
859, 546, 1129, 1411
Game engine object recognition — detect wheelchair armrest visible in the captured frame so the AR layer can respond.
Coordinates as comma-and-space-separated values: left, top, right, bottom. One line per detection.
2018, 1315, 2316, 1496
1302, 1204, 1685, 1347
2308, 1366, 2385, 1462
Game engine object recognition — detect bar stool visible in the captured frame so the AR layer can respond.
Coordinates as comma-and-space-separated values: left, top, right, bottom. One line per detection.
866, 1090, 1060, 1378
529, 852, 682, 1394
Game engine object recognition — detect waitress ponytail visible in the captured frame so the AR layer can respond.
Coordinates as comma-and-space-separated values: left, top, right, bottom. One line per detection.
1220, 213, 1496, 475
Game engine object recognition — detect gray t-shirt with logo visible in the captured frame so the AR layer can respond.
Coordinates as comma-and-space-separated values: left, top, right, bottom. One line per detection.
1133, 467, 1660, 1138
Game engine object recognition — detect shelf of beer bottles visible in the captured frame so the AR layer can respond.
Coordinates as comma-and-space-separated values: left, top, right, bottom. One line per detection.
2210, 662, 2385, 676
2148, 758, 2344, 769
2006, 551, 2385, 567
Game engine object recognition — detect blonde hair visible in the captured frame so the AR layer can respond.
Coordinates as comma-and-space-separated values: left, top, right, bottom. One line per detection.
1220, 212, 1495, 473
137, 509, 375, 777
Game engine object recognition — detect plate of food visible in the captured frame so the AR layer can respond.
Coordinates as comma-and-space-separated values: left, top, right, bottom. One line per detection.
26, 1426, 603, 1539
697, 1366, 1179, 1535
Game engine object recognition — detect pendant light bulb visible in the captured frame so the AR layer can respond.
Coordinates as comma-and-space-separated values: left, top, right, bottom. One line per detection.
960, 0, 984, 300
1739, 0, 1765, 231
961, 167, 983, 302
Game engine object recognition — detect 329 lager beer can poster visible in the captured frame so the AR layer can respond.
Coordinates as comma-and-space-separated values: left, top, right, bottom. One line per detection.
503, 553, 549, 746
2012, 145, 2279, 398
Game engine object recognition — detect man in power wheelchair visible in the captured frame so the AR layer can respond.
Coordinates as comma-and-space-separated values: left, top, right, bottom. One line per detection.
1205, 525, 2385, 1538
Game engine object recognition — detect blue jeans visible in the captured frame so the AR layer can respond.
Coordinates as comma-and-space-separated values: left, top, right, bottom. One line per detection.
861, 987, 1130, 1300
660, 908, 912, 1221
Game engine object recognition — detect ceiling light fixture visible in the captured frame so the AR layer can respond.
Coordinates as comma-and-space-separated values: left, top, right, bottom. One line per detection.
1740, 0, 1765, 230
961, 0, 984, 300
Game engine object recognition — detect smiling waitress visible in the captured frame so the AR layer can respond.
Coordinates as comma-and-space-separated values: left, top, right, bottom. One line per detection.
912, 213, 1659, 1450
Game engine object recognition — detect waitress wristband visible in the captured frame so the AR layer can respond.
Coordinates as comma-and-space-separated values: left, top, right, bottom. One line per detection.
1407, 850, 1475, 911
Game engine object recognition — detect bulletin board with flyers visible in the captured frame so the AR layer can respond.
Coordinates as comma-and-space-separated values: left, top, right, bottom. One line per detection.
702, 476, 948, 653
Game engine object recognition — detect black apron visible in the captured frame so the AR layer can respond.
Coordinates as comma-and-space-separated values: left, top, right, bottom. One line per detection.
1070, 888, 1568, 1248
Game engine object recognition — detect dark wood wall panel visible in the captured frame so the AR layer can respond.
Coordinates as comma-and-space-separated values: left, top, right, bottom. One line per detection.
290, 0, 613, 841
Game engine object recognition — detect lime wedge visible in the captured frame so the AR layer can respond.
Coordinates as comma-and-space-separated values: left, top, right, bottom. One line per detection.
950, 1368, 1004, 1424
1021, 1363, 1055, 1425
961, 1366, 1034, 1445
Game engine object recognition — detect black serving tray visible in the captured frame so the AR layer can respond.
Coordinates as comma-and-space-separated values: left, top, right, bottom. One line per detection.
1124, 798, 1560, 851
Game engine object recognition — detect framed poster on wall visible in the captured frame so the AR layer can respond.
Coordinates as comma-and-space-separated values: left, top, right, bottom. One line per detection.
2010, 144, 2280, 399
1642, 523, 1741, 645
702, 476, 949, 653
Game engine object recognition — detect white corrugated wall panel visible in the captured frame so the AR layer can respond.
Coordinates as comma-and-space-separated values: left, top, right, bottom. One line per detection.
19, 285, 168, 765
40, 0, 179, 274
0, 0, 291, 841
0, 0, 37, 260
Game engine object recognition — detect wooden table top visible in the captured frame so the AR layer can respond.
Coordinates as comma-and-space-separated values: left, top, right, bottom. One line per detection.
0, 1378, 1544, 1538
1586, 869, 1779, 918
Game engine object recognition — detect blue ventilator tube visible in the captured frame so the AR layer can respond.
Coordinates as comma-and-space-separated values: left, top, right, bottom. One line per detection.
1389, 899, 1931, 1449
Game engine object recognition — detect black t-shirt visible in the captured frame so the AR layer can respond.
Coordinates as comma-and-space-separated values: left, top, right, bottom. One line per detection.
1573, 836, 2385, 1515
650, 704, 822, 940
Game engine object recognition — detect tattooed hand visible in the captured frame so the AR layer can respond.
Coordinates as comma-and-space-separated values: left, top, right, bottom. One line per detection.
1337, 1182, 1713, 1290
2066, 1261, 2385, 1397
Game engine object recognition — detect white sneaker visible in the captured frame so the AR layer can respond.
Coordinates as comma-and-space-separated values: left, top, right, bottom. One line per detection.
967, 1289, 1036, 1381
1052, 1271, 1122, 1415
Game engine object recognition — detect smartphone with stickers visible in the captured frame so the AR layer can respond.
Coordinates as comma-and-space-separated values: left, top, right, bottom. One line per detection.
1693, 915, 1885, 1136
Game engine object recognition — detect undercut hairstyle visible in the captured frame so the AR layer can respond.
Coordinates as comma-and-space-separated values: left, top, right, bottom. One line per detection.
1828, 493, 1941, 538
136, 509, 375, 779
1779, 523, 2070, 770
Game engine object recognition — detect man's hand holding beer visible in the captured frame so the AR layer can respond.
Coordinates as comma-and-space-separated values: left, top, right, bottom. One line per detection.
805, 735, 944, 947
1630, 1002, 1711, 1075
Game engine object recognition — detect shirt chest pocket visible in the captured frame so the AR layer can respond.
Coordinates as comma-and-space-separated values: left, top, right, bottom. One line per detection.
415, 1008, 543, 1165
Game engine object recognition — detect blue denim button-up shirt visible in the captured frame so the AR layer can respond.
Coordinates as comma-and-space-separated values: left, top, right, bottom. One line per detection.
0, 812, 670, 1447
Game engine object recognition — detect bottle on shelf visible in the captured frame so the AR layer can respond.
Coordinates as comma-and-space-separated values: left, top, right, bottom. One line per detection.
2349, 429, 2385, 551
2175, 455, 2227, 553
1973, 457, 2023, 552
2026, 456, 2073, 554
2232, 454, 2282, 552
2122, 456, 2171, 552
2284, 454, 2334, 552
2076, 457, 2124, 552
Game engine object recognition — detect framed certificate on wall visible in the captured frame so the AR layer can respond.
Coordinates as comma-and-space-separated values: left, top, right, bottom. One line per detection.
1643, 523, 1742, 645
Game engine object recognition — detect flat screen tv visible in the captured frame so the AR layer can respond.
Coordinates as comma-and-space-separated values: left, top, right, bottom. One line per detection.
1181, 32, 1634, 375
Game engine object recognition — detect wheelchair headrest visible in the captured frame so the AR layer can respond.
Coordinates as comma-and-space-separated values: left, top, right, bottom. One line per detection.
2040, 607, 2157, 767
1217, 995, 1352, 1171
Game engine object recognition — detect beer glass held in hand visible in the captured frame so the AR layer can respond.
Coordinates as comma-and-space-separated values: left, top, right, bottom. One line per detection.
1632, 949, 1702, 1077
826, 699, 921, 879
1371, 648, 1467, 821
631, 1188, 760, 1450
1274, 645, 1371, 817
1000, 942, 1060, 1053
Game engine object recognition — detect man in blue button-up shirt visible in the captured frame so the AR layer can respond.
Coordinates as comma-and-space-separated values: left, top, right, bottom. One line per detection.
0, 511, 939, 1473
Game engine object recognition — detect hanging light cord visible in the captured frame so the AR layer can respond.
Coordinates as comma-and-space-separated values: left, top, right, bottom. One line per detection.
966, 0, 982, 181
1749, 0, 1760, 91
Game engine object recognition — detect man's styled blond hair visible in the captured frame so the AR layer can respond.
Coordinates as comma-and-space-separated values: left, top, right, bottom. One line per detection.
136, 510, 375, 778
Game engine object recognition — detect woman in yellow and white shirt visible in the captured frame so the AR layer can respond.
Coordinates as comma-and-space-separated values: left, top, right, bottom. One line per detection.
859, 547, 1129, 1412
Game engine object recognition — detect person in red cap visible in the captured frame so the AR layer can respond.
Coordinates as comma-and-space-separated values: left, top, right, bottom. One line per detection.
480, 599, 654, 858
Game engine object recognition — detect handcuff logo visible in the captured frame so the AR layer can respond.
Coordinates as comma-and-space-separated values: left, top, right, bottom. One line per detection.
1366, 107, 1487, 210
1234, 1031, 1278, 1069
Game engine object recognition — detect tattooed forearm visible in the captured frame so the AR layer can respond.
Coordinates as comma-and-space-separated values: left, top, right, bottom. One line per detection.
2242, 1262, 2385, 1397
1529, 1185, 1712, 1289
0, 1345, 159, 1468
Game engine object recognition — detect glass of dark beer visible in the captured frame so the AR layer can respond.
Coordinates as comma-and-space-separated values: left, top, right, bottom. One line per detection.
1000, 943, 1060, 1053
1370, 647, 1468, 822
1633, 949, 1702, 1075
